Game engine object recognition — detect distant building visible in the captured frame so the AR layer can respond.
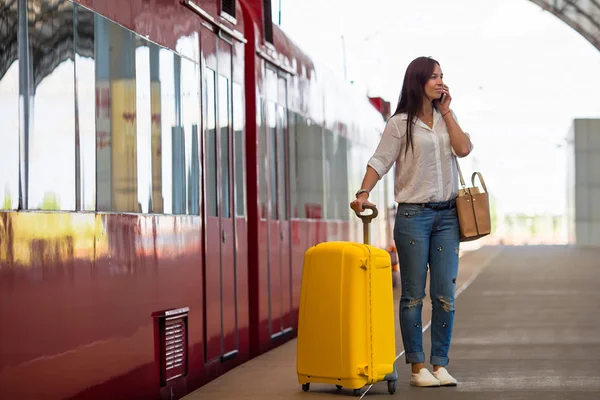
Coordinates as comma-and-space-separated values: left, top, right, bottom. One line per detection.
566, 119, 600, 246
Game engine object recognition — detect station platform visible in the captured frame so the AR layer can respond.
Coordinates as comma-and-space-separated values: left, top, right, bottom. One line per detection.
183, 245, 600, 399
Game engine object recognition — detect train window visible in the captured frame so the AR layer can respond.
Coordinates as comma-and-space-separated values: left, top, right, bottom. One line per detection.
277, 77, 288, 219
268, 100, 278, 220
170, 65, 185, 214
152, 44, 200, 216
154, 45, 177, 214
336, 136, 350, 220
277, 105, 287, 220
135, 42, 152, 214
94, 17, 139, 212
148, 44, 164, 213
20, 4, 202, 214
28, 0, 76, 210
75, 5, 97, 211
295, 120, 324, 220
219, 75, 231, 218
324, 130, 350, 221
288, 114, 299, 218
233, 83, 245, 217
324, 130, 336, 219
181, 58, 201, 215
293, 117, 308, 219
206, 68, 218, 217
258, 99, 268, 218
0, 2, 19, 210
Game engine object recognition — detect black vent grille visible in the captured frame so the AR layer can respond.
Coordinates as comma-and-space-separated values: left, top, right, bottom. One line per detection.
154, 307, 189, 386
221, 0, 236, 18
164, 319, 186, 379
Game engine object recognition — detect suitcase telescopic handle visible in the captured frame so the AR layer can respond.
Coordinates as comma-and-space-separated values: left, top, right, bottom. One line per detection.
354, 204, 378, 245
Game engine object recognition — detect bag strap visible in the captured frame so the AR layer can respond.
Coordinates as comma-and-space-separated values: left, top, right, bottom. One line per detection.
455, 157, 466, 190
471, 172, 488, 193
456, 157, 488, 193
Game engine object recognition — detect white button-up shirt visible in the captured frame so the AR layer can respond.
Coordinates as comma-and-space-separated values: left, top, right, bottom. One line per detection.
367, 108, 473, 204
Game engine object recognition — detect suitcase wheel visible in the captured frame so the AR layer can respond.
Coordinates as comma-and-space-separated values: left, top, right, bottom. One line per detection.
302, 383, 310, 392
388, 380, 397, 394
336, 385, 342, 390
354, 389, 361, 396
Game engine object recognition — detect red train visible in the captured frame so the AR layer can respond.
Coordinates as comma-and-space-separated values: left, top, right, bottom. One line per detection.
0, 0, 396, 398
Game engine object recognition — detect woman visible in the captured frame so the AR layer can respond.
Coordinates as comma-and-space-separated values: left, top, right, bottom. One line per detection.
350, 56, 473, 387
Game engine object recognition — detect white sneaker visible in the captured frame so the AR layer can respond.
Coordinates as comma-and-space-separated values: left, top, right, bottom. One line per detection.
432, 367, 458, 386
410, 368, 440, 387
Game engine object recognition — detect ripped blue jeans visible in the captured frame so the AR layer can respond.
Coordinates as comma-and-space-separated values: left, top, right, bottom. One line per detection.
394, 200, 459, 367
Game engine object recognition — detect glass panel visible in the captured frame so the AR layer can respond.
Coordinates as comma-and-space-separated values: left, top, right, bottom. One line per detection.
157, 46, 176, 214
148, 43, 163, 213
135, 41, 151, 213
294, 116, 308, 219
171, 56, 185, 214
0, 0, 19, 210
233, 82, 244, 217
288, 113, 298, 218
277, 105, 287, 220
219, 75, 230, 218
268, 101, 277, 220
205, 68, 217, 217
28, 0, 76, 210
94, 16, 138, 212
337, 136, 349, 220
325, 129, 335, 219
296, 121, 324, 219
181, 58, 200, 215
70, 7, 200, 215
258, 99, 267, 219
75, 5, 96, 211
94, 14, 112, 211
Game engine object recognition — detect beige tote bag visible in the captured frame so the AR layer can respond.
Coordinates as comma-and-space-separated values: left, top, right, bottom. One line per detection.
456, 161, 491, 242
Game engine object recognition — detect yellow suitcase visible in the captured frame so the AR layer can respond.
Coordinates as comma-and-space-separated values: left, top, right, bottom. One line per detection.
296, 205, 398, 396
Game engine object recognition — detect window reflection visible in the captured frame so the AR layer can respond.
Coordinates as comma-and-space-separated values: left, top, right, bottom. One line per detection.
295, 119, 324, 220
28, 0, 76, 210
76, 5, 97, 211
94, 15, 138, 212
277, 105, 287, 220
91, 10, 200, 215
149, 44, 164, 213
136, 42, 152, 213
158, 47, 176, 214
233, 83, 244, 217
17, 3, 202, 215
258, 99, 267, 219
337, 136, 349, 220
0, 1, 19, 210
181, 58, 200, 215
288, 113, 298, 218
219, 75, 230, 218
268, 100, 277, 220
205, 68, 217, 217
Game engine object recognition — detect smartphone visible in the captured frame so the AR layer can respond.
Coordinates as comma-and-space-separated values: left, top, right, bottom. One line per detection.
440, 92, 446, 103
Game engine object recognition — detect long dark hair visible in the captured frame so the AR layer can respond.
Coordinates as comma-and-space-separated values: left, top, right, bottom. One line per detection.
392, 56, 440, 155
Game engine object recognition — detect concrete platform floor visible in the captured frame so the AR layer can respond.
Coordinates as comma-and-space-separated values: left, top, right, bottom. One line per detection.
183, 246, 600, 399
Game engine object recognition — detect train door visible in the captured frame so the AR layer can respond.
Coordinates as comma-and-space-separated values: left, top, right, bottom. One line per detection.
265, 67, 293, 341
202, 29, 239, 364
